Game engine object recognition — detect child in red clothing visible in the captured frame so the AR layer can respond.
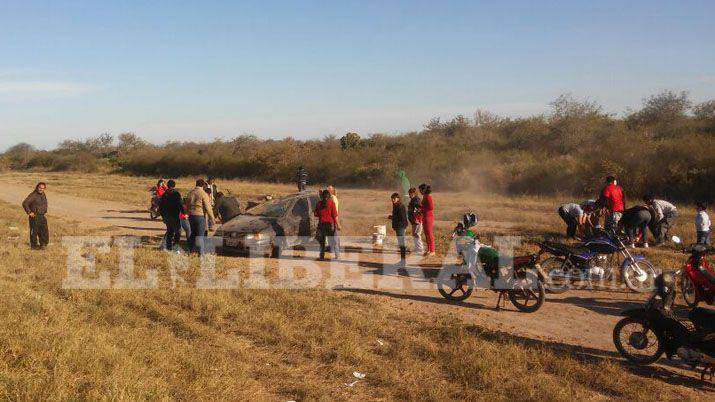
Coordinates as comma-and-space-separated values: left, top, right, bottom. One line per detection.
419, 184, 435, 256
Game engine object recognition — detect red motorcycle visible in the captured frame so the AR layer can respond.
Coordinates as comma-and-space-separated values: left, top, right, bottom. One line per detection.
672, 236, 714, 307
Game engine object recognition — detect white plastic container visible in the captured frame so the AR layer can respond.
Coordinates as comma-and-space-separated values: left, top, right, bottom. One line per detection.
374, 225, 387, 237
372, 233, 384, 246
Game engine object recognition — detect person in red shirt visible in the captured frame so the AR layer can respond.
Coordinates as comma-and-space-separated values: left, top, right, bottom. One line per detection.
599, 175, 625, 232
155, 179, 167, 198
419, 184, 435, 256
314, 189, 341, 260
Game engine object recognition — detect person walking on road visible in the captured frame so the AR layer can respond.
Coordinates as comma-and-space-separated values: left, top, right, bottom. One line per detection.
695, 202, 711, 245
644, 195, 678, 245
388, 192, 409, 264
296, 167, 308, 192
158, 180, 184, 251
599, 176, 625, 232
187, 179, 216, 255
22, 182, 49, 250
419, 184, 435, 256
314, 189, 340, 260
407, 188, 424, 254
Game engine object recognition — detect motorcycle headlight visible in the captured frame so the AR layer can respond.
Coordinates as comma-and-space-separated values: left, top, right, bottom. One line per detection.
244, 233, 264, 240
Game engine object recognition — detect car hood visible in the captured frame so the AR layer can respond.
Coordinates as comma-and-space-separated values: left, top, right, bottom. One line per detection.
218, 214, 278, 234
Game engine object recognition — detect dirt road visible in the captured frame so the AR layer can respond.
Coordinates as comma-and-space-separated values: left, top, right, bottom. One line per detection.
0, 179, 166, 236
0, 179, 711, 393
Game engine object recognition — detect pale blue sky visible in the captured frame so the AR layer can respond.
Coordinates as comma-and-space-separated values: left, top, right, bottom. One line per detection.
1, 0, 714, 150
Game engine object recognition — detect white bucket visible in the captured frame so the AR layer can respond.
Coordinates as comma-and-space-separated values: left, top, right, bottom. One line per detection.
372, 233, 384, 246
374, 225, 387, 237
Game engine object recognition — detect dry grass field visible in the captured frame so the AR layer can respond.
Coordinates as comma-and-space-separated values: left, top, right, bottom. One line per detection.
0, 171, 710, 400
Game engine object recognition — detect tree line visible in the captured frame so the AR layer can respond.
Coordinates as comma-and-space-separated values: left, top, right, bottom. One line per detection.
3, 90, 714, 202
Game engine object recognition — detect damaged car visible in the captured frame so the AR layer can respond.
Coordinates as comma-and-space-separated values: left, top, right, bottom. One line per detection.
213, 192, 319, 257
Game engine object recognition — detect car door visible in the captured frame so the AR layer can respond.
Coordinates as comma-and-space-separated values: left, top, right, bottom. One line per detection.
289, 197, 312, 238
307, 195, 319, 236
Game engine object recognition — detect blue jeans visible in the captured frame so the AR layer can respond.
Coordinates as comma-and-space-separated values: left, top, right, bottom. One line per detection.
697, 231, 711, 245
188, 215, 207, 254
395, 227, 406, 260
181, 218, 191, 241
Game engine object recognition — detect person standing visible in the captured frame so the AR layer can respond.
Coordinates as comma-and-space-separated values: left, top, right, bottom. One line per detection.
419, 184, 435, 256
327, 185, 341, 250
407, 188, 424, 254
22, 182, 49, 250
695, 202, 710, 245
388, 192, 409, 264
296, 166, 308, 192
314, 189, 340, 260
187, 179, 216, 255
599, 176, 625, 232
159, 180, 184, 251
644, 195, 678, 245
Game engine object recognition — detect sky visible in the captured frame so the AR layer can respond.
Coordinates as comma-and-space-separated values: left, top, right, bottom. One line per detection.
1, 0, 714, 150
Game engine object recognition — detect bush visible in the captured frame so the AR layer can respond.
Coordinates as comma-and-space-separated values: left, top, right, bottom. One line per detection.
3, 91, 713, 202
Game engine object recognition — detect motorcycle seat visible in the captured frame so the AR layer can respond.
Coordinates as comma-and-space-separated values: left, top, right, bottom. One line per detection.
542, 241, 591, 258
688, 308, 715, 332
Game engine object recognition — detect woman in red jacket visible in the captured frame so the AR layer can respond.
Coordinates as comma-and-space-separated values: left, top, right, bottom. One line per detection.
314, 189, 341, 260
419, 184, 435, 256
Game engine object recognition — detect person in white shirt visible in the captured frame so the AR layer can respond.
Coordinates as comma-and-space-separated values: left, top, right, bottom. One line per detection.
644, 195, 678, 245
696, 201, 711, 245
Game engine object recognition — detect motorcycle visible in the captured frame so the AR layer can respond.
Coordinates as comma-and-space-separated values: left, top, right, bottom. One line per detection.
612, 270, 715, 381
538, 229, 657, 293
437, 213, 547, 313
148, 188, 160, 220
671, 236, 714, 307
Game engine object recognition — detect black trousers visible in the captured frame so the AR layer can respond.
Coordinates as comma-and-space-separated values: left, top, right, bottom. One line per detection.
163, 215, 182, 250
29, 215, 49, 248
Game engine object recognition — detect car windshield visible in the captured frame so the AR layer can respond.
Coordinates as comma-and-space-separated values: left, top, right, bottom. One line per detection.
244, 198, 292, 217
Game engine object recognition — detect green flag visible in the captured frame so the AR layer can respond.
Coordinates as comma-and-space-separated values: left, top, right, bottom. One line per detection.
398, 170, 411, 196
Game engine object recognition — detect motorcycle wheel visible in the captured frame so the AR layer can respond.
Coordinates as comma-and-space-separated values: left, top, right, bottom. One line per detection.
680, 272, 699, 308
508, 280, 546, 313
438, 272, 473, 301
541, 257, 572, 294
612, 316, 664, 365
621, 259, 657, 293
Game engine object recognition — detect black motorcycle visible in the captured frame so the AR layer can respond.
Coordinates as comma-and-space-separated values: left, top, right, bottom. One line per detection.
612, 270, 715, 381
539, 229, 657, 293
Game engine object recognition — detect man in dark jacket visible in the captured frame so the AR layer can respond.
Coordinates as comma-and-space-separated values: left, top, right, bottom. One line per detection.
158, 180, 183, 251
214, 192, 241, 222
22, 182, 49, 249
388, 192, 409, 263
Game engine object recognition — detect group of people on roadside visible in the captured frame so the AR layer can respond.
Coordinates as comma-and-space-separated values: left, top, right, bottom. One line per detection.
387, 184, 436, 265
154, 177, 241, 254
311, 183, 436, 263
559, 175, 711, 247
